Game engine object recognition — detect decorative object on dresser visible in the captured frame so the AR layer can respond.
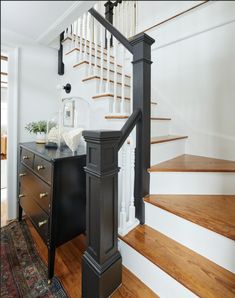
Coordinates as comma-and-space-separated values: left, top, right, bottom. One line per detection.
18, 142, 86, 283
25, 121, 47, 144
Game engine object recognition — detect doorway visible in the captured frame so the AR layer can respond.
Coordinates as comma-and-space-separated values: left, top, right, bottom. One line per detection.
1, 53, 8, 226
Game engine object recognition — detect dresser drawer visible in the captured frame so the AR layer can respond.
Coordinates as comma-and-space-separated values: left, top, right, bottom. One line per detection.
19, 165, 51, 213
19, 193, 49, 243
33, 155, 52, 184
21, 148, 34, 168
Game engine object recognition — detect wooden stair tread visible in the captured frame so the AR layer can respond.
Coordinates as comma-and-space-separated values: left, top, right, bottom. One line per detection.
145, 194, 235, 240
82, 75, 130, 88
105, 115, 169, 120
121, 225, 235, 298
149, 154, 235, 172
151, 135, 188, 145
92, 93, 157, 105
27, 219, 156, 298
73, 60, 127, 75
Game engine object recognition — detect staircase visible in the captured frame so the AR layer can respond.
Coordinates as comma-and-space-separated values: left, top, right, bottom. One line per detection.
60, 3, 235, 297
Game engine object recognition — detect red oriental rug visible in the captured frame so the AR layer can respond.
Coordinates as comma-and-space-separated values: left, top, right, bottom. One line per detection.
1, 219, 68, 297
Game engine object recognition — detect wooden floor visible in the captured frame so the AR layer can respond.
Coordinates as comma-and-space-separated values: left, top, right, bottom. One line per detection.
121, 225, 235, 298
26, 219, 157, 298
149, 154, 235, 172
145, 194, 235, 240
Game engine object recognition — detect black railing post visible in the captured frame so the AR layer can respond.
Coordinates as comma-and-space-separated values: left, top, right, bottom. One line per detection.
82, 130, 122, 298
58, 32, 64, 75
130, 33, 155, 224
104, 0, 114, 48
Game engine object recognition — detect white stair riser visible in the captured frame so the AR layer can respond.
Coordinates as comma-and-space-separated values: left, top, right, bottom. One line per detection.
119, 240, 197, 298
150, 172, 235, 194
151, 120, 170, 137
64, 51, 122, 73
151, 139, 186, 165
145, 202, 235, 273
82, 78, 131, 98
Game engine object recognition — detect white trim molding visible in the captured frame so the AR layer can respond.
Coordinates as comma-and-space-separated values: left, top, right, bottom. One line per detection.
2, 45, 19, 220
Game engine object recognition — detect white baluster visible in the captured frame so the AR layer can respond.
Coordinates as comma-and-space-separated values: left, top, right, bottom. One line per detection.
128, 135, 137, 225
89, 15, 94, 75
70, 22, 75, 50
80, 14, 84, 61
105, 31, 111, 93
84, 13, 88, 61
119, 144, 127, 233
112, 39, 118, 114
75, 19, 79, 48
93, 19, 98, 76
99, 26, 104, 94
120, 47, 126, 114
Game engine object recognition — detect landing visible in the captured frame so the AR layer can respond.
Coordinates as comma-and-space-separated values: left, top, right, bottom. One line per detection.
27, 219, 157, 298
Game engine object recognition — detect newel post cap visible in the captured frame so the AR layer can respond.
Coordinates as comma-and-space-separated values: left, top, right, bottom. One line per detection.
130, 32, 155, 46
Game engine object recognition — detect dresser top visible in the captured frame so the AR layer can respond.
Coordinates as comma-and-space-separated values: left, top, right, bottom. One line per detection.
20, 142, 86, 162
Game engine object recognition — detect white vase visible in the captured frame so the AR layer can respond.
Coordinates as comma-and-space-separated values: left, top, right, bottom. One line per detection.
36, 132, 46, 144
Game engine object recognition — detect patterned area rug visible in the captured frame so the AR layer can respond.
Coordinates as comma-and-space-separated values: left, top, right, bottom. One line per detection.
1, 219, 68, 297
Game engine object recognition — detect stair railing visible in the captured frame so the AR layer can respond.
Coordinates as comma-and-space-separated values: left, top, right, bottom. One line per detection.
79, 6, 155, 298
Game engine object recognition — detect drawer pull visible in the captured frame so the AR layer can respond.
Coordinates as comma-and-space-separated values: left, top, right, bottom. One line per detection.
23, 155, 29, 160
19, 173, 26, 177
18, 193, 25, 198
39, 192, 48, 199
37, 165, 45, 171
38, 220, 48, 227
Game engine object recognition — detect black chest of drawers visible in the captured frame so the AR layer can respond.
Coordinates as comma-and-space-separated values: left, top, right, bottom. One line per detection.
18, 142, 86, 282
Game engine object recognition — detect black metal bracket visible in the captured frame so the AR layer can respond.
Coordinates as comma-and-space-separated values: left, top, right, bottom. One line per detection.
63, 83, 71, 94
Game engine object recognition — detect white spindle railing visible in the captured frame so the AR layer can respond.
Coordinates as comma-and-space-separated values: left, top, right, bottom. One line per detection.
99, 26, 104, 93
61, 1, 139, 236
105, 31, 111, 93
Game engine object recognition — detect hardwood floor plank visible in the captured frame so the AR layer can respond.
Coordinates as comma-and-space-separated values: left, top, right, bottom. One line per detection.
145, 194, 235, 240
26, 219, 157, 298
149, 154, 235, 172
121, 225, 235, 298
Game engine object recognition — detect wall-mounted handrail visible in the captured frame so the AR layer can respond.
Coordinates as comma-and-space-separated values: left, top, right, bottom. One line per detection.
118, 109, 141, 150
89, 7, 133, 53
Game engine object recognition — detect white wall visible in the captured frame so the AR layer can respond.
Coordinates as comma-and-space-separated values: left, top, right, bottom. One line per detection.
1, 88, 8, 134
18, 45, 59, 142
137, 1, 235, 160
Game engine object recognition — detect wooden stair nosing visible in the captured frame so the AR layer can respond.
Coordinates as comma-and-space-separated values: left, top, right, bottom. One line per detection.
82, 75, 131, 88
149, 154, 235, 173
144, 194, 235, 240
73, 59, 122, 68
65, 47, 115, 60
150, 135, 188, 145
92, 93, 158, 105
105, 115, 171, 120
121, 225, 235, 298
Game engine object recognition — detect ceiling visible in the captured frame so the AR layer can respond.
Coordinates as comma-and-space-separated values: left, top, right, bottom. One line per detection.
1, 1, 76, 42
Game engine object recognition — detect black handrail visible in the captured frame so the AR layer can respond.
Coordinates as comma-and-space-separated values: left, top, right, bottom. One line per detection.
89, 7, 133, 54
118, 109, 141, 150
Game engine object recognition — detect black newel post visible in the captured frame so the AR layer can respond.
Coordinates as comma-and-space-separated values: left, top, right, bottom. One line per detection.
104, 0, 114, 48
130, 33, 155, 224
58, 32, 64, 75
82, 130, 122, 298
